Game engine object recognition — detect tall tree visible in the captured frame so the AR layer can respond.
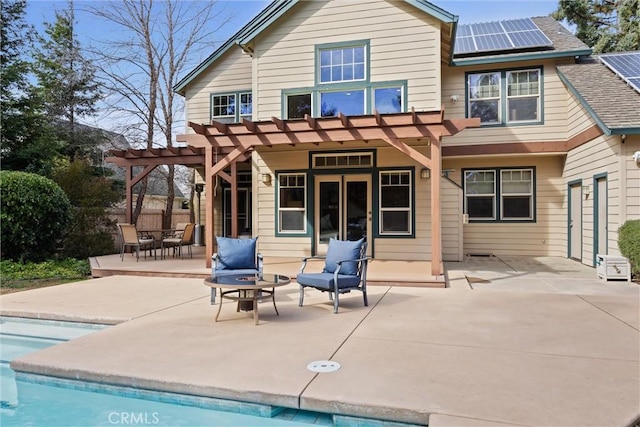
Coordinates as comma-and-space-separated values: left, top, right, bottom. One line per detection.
0, 0, 60, 175
88, 0, 227, 227
553, 0, 640, 53
33, 0, 102, 161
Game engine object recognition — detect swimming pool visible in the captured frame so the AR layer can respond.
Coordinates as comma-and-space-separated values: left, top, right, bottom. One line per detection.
0, 317, 334, 426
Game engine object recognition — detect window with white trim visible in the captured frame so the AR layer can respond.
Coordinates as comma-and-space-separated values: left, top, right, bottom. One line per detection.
278, 173, 306, 233
379, 171, 412, 234
464, 168, 535, 222
500, 169, 533, 219
211, 91, 252, 123
319, 45, 366, 84
467, 68, 541, 125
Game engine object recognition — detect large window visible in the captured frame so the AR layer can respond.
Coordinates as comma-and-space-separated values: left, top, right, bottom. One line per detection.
320, 90, 365, 117
281, 40, 405, 119
379, 171, 412, 235
278, 173, 306, 233
464, 168, 535, 222
467, 68, 542, 125
211, 91, 252, 123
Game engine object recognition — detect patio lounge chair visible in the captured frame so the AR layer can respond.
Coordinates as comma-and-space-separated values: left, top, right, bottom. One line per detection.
211, 236, 263, 304
297, 237, 369, 314
161, 223, 195, 259
117, 223, 156, 261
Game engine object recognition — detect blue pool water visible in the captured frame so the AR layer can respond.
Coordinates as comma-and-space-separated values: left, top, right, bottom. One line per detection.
0, 317, 334, 426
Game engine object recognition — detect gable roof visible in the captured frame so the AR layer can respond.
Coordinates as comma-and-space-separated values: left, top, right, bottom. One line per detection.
451, 16, 591, 66
557, 54, 640, 135
174, 0, 457, 95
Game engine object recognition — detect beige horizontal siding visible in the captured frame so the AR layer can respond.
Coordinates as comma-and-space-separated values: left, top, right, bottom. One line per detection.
443, 155, 565, 257
442, 60, 569, 146
253, 0, 442, 119
623, 136, 640, 224
564, 133, 625, 264
442, 179, 463, 261
566, 90, 594, 139
183, 48, 253, 126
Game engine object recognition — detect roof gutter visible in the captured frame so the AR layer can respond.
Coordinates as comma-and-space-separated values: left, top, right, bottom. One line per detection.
451, 48, 592, 67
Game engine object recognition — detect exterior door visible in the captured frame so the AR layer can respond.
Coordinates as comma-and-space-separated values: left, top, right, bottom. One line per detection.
315, 174, 371, 256
568, 183, 582, 260
594, 176, 608, 259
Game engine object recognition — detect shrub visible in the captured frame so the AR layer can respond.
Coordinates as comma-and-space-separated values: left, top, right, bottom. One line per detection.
0, 171, 73, 262
51, 160, 121, 259
618, 219, 640, 279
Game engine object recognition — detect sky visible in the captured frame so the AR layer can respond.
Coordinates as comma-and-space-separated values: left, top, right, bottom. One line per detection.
26, 0, 564, 47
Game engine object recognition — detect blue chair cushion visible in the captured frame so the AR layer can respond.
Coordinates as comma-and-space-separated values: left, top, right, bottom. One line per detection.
297, 272, 361, 290
216, 237, 257, 270
324, 238, 363, 275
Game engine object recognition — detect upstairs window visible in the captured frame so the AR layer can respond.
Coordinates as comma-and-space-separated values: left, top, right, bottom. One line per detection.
319, 45, 366, 84
467, 68, 542, 125
211, 91, 252, 123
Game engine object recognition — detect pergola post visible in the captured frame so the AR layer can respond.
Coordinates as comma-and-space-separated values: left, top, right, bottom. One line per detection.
205, 146, 215, 269
430, 136, 443, 276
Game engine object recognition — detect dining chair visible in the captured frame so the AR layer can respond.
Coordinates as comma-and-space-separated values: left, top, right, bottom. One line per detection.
117, 223, 156, 261
161, 223, 195, 259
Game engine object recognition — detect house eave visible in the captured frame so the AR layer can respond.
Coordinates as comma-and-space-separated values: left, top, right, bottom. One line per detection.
451, 48, 592, 67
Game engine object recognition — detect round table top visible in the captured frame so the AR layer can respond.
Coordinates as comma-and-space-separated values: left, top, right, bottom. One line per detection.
204, 274, 291, 290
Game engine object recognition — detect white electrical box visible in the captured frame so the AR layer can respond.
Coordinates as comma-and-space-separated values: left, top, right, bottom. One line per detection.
596, 255, 631, 282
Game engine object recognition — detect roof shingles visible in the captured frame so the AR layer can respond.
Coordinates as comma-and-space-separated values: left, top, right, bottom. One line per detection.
557, 59, 640, 133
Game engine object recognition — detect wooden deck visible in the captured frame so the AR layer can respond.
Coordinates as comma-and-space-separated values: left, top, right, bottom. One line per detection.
90, 245, 445, 287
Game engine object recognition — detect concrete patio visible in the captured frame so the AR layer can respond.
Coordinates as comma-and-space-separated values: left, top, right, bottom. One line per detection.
1, 256, 639, 426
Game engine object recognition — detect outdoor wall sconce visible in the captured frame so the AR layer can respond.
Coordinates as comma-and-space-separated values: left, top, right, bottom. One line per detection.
262, 173, 272, 185
450, 94, 459, 103
583, 185, 591, 197
420, 168, 431, 180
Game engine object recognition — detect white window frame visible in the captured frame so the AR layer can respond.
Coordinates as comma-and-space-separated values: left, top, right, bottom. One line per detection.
506, 69, 540, 124
467, 67, 542, 126
468, 72, 501, 125
500, 169, 534, 220
277, 173, 307, 234
379, 170, 412, 235
211, 91, 252, 123
464, 170, 497, 220
464, 168, 535, 222
318, 45, 367, 84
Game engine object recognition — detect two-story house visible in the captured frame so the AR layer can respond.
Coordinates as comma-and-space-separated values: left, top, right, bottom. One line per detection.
169, 0, 639, 276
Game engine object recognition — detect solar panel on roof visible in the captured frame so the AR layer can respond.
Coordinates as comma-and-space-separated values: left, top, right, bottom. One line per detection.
454, 18, 553, 55
599, 52, 640, 93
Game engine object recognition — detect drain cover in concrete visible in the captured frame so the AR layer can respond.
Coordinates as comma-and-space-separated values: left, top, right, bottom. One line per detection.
307, 360, 341, 373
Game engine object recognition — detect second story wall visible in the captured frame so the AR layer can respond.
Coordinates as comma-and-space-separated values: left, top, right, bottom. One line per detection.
184, 48, 253, 126
251, 0, 443, 120
442, 58, 575, 147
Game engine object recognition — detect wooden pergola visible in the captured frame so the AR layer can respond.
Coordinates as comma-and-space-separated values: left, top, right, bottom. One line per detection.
175, 108, 480, 275
106, 146, 211, 223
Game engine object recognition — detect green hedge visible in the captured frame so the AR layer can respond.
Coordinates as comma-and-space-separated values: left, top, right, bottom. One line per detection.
618, 219, 640, 279
0, 171, 72, 262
